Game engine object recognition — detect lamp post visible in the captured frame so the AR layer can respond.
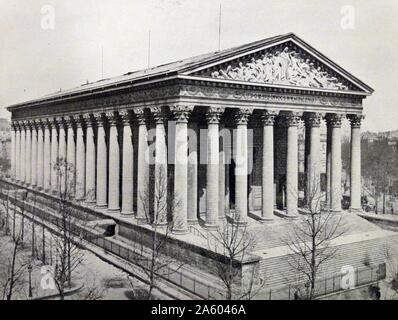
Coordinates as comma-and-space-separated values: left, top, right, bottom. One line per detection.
28, 264, 33, 298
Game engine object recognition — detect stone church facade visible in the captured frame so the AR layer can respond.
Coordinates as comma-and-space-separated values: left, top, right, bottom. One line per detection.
7, 33, 372, 234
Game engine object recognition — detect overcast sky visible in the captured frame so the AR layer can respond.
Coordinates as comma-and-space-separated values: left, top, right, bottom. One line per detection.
1, 0, 397, 132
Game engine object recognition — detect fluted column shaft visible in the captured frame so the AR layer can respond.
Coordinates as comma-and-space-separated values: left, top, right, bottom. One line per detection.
50, 121, 58, 192
205, 107, 224, 229
20, 124, 26, 183
43, 122, 51, 191
31, 124, 38, 187
135, 109, 149, 222
152, 107, 168, 224
218, 130, 226, 221
75, 117, 85, 201
66, 119, 76, 196
188, 122, 198, 224
328, 114, 343, 212
285, 112, 300, 217
172, 106, 193, 234
306, 113, 322, 212
15, 126, 21, 181
84, 115, 96, 205
121, 111, 134, 215
11, 124, 16, 180
36, 123, 44, 189
261, 111, 277, 221
326, 124, 332, 209
25, 124, 32, 185
58, 119, 67, 194
96, 114, 107, 208
108, 113, 120, 212
234, 109, 252, 225
349, 115, 363, 212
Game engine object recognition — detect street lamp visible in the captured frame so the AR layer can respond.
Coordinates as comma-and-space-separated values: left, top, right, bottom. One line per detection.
28, 264, 33, 298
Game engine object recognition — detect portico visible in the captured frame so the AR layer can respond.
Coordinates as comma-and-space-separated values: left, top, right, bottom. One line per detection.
7, 33, 373, 234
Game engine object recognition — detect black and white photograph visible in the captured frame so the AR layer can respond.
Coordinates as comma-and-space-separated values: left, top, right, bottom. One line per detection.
1, 0, 398, 310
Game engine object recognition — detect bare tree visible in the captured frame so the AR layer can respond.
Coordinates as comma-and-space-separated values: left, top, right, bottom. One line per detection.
0, 218, 28, 300
283, 175, 345, 300
131, 167, 183, 300
50, 157, 84, 299
203, 216, 261, 300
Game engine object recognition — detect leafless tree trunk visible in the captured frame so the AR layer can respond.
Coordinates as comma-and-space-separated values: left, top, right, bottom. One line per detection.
202, 216, 261, 300
130, 167, 183, 300
283, 175, 345, 300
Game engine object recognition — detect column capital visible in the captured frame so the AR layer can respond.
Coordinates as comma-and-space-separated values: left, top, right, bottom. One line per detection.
42, 119, 51, 130
304, 112, 323, 127
55, 116, 68, 129
132, 107, 148, 125
326, 113, 344, 128
347, 114, 364, 128
234, 108, 253, 125
82, 113, 95, 127
119, 110, 133, 125
105, 111, 119, 126
72, 114, 84, 128
170, 105, 194, 123
260, 110, 279, 126
283, 111, 302, 127
205, 106, 225, 124
150, 106, 168, 124
11, 121, 18, 130
22, 120, 32, 130
92, 112, 106, 126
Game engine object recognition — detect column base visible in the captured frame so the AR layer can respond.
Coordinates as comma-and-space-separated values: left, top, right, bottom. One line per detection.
204, 223, 219, 231
136, 217, 148, 225
107, 208, 120, 214
259, 217, 274, 224
172, 227, 189, 235
187, 219, 199, 225
330, 208, 342, 213
349, 207, 362, 213
84, 200, 96, 207
120, 211, 135, 216
95, 204, 108, 210
232, 220, 248, 227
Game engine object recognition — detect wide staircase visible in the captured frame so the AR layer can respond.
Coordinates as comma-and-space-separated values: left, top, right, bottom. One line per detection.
250, 213, 398, 289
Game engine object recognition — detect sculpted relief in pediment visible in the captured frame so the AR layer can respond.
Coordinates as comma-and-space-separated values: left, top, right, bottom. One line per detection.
198, 44, 356, 91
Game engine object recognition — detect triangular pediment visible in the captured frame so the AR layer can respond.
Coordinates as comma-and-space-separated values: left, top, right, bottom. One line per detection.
185, 37, 372, 93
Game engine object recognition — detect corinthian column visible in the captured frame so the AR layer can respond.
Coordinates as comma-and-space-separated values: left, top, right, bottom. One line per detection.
188, 121, 198, 225
25, 122, 32, 186
43, 120, 51, 191
31, 122, 38, 187
152, 107, 168, 225
50, 119, 59, 193
58, 117, 67, 194
134, 108, 149, 223
348, 114, 363, 212
66, 117, 76, 196
120, 110, 134, 215
20, 122, 26, 183
327, 113, 343, 212
305, 112, 323, 212
75, 115, 86, 201
10, 123, 16, 180
107, 112, 120, 212
234, 108, 253, 225
15, 123, 21, 182
205, 107, 224, 229
171, 105, 193, 234
84, 114, 96, 205
36, 121, 44, 189
95, 113, 107, 208
285, 112, 301, 217
260, 110, 278, 222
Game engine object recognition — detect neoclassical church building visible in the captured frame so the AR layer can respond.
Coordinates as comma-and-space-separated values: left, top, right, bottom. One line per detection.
5, 33, 386, 297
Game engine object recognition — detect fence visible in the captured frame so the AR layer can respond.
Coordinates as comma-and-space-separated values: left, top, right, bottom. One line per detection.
261, 263, 386, 300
